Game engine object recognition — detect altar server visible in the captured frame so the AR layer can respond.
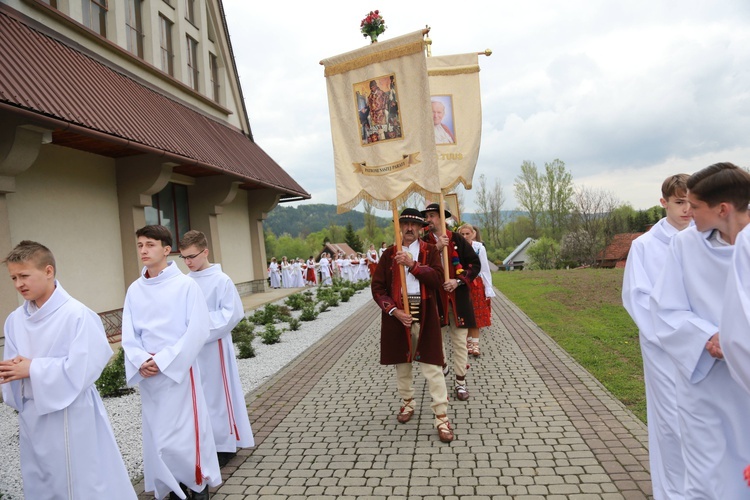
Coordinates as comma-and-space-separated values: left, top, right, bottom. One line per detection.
121, 225, 220, 500
651, 163, 750, 500
622, 174, 691, 500
722, 224, 750, 395
268, 257, 281, 289
179, 231, 254, 468
1, 241, 136, 499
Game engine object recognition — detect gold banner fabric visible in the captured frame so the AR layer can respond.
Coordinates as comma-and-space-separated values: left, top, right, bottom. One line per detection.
427, 53, 483, 192
321, 31, 441, 212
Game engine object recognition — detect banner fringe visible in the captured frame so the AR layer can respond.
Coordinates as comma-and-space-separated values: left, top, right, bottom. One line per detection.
324, 41, 425, 77
336, 185, 440, 214
428, 64, 480, 76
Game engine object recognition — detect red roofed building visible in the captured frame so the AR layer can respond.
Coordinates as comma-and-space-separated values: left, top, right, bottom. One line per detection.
596, 232, 645, 269
0, 1, 309, 341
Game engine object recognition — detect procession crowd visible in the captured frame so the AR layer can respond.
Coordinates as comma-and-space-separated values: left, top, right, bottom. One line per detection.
266, 246, 382, 289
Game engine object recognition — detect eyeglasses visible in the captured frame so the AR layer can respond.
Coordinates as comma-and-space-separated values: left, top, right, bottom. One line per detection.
179, 251, 203, 260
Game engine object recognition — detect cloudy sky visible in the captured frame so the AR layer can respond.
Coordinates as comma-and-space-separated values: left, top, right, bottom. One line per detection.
223, 1, 750, 212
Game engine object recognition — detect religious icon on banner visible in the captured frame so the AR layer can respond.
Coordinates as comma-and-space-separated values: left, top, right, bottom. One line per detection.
354, 74, 403, 145
430, 95, 456, 145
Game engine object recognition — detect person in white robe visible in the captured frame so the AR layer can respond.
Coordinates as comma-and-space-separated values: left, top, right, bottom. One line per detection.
342, 255, 353, 282
334, 254, 344, 281
622, 174, 692, 500
1, 241, 136, 500
280, 257, 293, 288
121, 225, 220, 500
179, 231, 254, 467
650, 163, 750, 500
319, 254, 332, 286
356, 253, 369, 280
268, 258, 281, 289
722, 224, 750, 395
292, 259, 305, 287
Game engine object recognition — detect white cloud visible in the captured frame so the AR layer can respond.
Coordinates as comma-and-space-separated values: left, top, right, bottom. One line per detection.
223, 0, 750, 213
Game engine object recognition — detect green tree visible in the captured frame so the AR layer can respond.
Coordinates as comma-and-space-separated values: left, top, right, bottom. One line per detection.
514, 161, 545, 238
276, 234, 311, 260
264, 229, 278, 261
543, 159, 574, 239
527, 236, 560, 270
363, 202, 378, 242
344, 222, 363, 252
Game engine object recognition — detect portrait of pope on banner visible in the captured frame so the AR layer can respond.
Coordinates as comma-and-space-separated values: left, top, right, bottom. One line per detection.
354, 74, 403, 145
431, 95, 456, 144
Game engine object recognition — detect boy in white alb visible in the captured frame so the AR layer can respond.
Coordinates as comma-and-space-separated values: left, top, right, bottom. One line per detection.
179, 231, 254, 467
622, 174, 691, 500
722, 224, 750, 395
121, 225, 220, 500
650, 163, 750, 499
0, 241, 136, 499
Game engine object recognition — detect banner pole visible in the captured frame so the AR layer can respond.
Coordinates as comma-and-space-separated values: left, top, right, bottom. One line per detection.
439, 194, 450, 281
392, 202, 412, 350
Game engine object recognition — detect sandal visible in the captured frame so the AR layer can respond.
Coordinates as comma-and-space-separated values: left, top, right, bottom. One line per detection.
455, 381, 470, 401
397, 398, 415, 423
435, 414, 454, 442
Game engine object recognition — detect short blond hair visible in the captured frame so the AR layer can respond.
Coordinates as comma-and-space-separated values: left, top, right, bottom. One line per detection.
4, 240, 56, 275
179, 230, 208, 251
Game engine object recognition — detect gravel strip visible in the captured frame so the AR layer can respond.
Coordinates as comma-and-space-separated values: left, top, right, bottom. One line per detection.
0, 289, 372, 499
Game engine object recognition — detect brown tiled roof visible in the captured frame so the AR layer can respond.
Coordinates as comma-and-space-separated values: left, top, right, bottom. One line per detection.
0, 7, 309, 200
322, 243, 357, 257
597, 232, 644, 261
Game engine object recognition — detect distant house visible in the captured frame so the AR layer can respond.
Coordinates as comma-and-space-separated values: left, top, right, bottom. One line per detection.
503, 238, 535, 270
596, 233, 645, 268
320, 242, 357, 259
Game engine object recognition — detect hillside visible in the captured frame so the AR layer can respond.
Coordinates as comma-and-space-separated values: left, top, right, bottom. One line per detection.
264, 203, 524, 236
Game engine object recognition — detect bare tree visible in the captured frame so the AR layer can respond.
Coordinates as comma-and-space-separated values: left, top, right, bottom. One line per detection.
475, 173, 505, 248
568, 186, 620, 266
514, 161, 545, 238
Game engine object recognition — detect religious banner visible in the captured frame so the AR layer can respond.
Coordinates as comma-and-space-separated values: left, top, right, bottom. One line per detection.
427, 53, 482, 192
321, 30, 441, 213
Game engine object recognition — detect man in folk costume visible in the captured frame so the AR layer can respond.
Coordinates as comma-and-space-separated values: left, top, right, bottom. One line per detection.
422, 203, 480, 402
650, 163, 750, 499
371, 209, 454, 442
121, 225, 220, 500
179, 231, 255, 469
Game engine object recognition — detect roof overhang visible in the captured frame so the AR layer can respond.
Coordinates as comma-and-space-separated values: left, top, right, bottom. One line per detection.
0, 6, 310, 201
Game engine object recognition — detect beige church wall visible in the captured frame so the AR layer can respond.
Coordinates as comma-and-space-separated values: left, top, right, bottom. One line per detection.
215, 189, 254, 284
6, 145, 126, 312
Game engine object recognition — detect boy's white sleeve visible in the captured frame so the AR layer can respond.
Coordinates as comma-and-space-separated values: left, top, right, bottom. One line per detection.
2, 318, 24, 411
151, 282, 210, 384
722, 231, 750, 395
27, 308, 112, 415
121, 294, 150, 386
205, 279, 244, 343
650, 240, 717, 383
622, 239, 657, 343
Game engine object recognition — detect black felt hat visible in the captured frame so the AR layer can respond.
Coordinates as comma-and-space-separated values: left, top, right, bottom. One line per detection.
421, 202, 452, 219
399, 208, 430, 226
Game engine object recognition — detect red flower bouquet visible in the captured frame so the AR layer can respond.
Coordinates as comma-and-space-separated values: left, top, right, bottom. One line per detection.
360, 10, 386, 42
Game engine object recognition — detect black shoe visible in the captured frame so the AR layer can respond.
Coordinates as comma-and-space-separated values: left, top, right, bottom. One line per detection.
169, 483, 191, 499
192, 485, 210, 500
217, 451, 235, 467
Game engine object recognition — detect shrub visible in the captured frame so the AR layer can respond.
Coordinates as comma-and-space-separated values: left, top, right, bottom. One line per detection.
233, 317, 256, 359
300, 305, 318, 321
95, 347, 129, 398
285, 293, 311, 311
325, 295, 339, 308
340, 288, 354, 302
260, 324, 282, 344
288, 317, 302, 331
318, 302, 330, 313
250, 304, 280, 325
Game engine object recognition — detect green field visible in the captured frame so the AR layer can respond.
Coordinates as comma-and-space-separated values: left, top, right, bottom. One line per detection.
492, 268, 646, 422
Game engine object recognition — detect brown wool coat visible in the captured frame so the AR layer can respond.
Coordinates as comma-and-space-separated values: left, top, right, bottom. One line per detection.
423, 230, 481, 328
371, 240, 445, 366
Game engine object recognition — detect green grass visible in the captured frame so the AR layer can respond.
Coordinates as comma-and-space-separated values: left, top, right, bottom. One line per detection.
493, 268, 646, 422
